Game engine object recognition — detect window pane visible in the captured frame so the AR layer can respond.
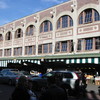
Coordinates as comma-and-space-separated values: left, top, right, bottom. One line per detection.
62, 16, 68, 28
85, 9, 92, 23
79, 14, 83, 24
43, 44, 48, 53
94, 10, 100, 21
38, 45, 42, 53
85, 38, 93, 50
29, 25, 34, 35
77, 40, 82, 51
28, 46, 32, 55
49, 43, 52, 53
50, 22, 53, 31
95, 37, 100, 49
44, 21, 48, 32
70, 17, 73, 26
61, 41, 67, 52
55, 42, 60, 52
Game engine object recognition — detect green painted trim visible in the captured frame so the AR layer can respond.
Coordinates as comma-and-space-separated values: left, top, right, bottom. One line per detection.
0, 53, 100, 60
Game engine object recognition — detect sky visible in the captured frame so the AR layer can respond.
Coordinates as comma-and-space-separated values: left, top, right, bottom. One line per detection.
0, 0, 68, 26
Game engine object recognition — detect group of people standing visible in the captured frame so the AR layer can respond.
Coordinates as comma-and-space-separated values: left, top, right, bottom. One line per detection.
9, 75, 68, 100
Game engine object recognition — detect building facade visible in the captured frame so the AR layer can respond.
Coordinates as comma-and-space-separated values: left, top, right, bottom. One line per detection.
0, 0, 100, 67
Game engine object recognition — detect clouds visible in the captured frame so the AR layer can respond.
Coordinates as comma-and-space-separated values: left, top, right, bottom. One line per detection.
41, 0, 65, 4
0, 1, 8, 9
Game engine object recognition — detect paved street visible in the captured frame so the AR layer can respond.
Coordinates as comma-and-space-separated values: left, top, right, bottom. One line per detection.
0, 83, 100, 100
0, 84, 14, 100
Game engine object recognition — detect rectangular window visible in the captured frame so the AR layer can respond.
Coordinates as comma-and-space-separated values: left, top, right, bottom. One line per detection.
55, 42, 60, 52
70, 40, 74, 52
61, 41, 67, 52
14, 47, 22, 56
38, 45, 42, 54
77, 40, 82, 51
49, 43, 52, 53
4, 48, 11, 56
38, 43, 52, 54
25, 46, 35, 55
95, 37, 100, 49
0, 49, 2, 56
43, 44, 48, 53
85, 38, 93, 50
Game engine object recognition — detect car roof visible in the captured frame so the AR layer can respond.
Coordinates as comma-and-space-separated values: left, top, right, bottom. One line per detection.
52, 70, 77, 73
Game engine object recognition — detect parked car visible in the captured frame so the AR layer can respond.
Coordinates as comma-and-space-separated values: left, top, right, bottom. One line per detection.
30, 70, 85, 94
15, 71, 33, 85
0, 68, 19, 74
0, 71, 19, 85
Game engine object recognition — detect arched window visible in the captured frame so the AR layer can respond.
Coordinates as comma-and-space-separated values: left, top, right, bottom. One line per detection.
15, 28, 23, 38
79, 9, 100, 24
57, 15, 73, 29
5, 31, 12, 40
26, 25, 35, 36
40, 20, 52, 33
0, 34, 3, 41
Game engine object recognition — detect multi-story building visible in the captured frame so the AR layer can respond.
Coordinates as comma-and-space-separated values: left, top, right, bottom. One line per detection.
0, 0, 100, 68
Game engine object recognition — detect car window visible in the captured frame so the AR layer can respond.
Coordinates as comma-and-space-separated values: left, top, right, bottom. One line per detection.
5, 71, 12, 75
54, 72, 62, 77
43, 72, 54, 77
63, 73, 73, 78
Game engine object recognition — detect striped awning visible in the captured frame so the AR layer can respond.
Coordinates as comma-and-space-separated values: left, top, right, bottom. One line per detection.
66, 58, 100, 64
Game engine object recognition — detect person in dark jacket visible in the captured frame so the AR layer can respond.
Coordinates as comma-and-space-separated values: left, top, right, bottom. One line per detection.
10, 76, 37, 100
39, 76, 68, 100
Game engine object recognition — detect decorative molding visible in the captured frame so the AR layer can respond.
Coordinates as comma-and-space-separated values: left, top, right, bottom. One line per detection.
78, 25, 99, 34
56, 30, 73, 38
38, 33, 52, 40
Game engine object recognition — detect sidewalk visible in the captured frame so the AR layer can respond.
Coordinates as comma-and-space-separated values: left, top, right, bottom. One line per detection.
86, 83, 99, 94
68, 83, 100, 100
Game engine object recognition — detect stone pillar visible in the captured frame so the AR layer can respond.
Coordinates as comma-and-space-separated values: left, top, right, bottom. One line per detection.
71, 0, 78, 54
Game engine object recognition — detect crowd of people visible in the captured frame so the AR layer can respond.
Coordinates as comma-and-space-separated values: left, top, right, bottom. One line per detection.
9, 75, 68, 100
9, 71, 87, 100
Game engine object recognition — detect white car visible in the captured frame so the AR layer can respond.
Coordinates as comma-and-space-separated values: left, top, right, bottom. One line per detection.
31, 70, 86, 95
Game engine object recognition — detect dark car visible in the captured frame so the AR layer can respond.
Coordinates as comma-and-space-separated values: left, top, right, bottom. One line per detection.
0, 71, 19, 85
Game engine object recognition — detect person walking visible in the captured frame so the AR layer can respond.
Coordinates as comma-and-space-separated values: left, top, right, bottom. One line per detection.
10, 76, 37, 100
39, 76, 68, 100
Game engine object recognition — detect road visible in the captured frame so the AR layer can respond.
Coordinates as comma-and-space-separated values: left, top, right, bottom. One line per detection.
0, 83, 100, 100
0, 84, 14, 100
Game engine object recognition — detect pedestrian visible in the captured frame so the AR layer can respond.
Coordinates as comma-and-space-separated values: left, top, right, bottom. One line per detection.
10, 76, 37, 100
39, 76, 68, 100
